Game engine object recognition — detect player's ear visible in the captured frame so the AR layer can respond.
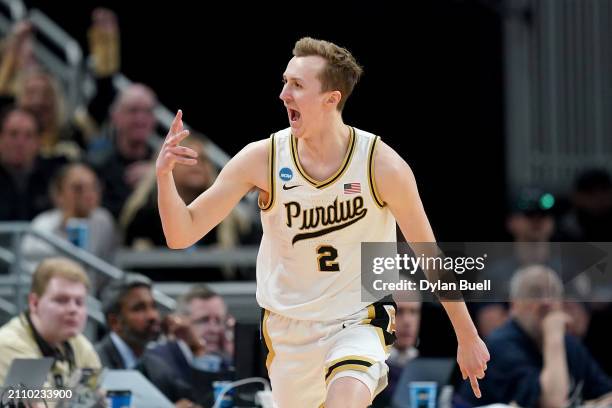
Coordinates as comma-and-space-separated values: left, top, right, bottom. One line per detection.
326, 90, 342, 108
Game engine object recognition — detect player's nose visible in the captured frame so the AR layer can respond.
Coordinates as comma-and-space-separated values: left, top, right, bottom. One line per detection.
279, 86, 292, 103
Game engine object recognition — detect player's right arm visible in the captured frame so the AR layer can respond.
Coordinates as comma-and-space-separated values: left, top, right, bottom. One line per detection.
373, 140, 489, 398
156, 110, 268, 249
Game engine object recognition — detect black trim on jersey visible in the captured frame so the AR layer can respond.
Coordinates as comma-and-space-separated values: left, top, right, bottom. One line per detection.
259, 133, 276, 211
369, 295, 397, 346
325, 359, 373, 381
290, 127, 356, 189
368, 136, 385, 208
291, 210, 367, 245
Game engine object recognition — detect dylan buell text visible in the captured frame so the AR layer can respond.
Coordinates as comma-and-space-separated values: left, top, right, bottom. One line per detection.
372, 279, 491, 292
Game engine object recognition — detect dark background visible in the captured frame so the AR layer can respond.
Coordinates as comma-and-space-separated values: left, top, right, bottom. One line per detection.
25, 0, 508, 243
23, 0, 509, 357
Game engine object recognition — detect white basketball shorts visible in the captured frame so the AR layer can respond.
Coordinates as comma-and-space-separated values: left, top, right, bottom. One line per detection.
260, 296, 397, 408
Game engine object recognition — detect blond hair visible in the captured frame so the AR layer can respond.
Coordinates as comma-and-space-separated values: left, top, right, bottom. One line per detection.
31, 257, 90, 297
293, 37, 363, 111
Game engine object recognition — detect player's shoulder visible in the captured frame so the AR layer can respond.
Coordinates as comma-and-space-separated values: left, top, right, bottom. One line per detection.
370, 135, 410, 177
346, 126, 407, 174
231, 129, 289, 174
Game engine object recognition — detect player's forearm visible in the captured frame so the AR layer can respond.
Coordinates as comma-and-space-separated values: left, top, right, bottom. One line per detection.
157, 172, 197, 249
440, 301, 479, 341
539, 333, 569, 408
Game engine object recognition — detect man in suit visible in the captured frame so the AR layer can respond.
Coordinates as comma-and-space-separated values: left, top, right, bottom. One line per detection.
96, 276, 202, 408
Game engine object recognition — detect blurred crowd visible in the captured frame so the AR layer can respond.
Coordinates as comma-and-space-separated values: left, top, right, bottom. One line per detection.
0, 9, 258, 283
0, 258, 235, 407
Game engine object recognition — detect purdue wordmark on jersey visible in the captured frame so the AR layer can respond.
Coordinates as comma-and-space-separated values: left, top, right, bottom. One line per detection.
285, 195, 367, 244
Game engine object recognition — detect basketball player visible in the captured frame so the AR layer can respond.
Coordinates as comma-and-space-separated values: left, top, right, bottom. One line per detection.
156, 37, 489, 408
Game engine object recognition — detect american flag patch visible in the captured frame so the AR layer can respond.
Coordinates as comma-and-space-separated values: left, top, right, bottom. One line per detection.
344, 182, 361, 194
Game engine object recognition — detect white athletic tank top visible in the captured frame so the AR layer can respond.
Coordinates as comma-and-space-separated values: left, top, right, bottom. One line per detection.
256, 126, 397, 321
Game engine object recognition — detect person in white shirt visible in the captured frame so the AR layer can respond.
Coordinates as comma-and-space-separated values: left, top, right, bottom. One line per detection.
21, 162, 118, 263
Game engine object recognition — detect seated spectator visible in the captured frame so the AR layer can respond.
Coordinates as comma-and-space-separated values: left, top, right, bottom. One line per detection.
14, 69, 86, 160
89, 83, 158, 219
21, 162, 118, 263
97, 276, 202, 407
151, 285, 234, 406
153, 285, 234, 375
373, 296, 421, 408
119, 134, 252, 280
0, 257, 101, 387
0, 105, 66, 221
459, 265, 612, 407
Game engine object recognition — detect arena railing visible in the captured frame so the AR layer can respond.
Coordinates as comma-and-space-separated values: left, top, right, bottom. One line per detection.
0, 222, 261, 327
0, 222, 177, 326
0, 0, 25, 34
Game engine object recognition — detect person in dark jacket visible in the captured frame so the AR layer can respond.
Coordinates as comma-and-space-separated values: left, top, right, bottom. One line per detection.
459, 265, 612, 407
96, 276, 202, 408
0, 105, 66, 221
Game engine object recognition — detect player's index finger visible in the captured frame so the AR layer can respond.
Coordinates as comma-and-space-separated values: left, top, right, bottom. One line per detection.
470, 376, 481, 398
170, 109, 183, 134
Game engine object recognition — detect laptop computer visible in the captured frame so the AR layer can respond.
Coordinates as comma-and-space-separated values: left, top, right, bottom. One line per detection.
2, 357, 54, 388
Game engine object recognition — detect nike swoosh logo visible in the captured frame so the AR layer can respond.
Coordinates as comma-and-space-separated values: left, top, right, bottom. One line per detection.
283, 184, 302, 190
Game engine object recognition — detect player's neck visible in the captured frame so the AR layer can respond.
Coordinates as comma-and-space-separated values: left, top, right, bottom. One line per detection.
298, 117, 349, 162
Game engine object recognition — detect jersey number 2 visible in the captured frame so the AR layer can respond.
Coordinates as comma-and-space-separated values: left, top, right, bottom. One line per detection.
317, 245, 339, 272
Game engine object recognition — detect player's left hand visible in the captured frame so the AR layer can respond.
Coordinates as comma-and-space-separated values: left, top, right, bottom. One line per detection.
457, 334, 490, 398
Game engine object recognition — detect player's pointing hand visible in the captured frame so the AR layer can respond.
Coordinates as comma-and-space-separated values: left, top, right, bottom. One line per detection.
457, 334, 490, 399
156, 110, 198, 176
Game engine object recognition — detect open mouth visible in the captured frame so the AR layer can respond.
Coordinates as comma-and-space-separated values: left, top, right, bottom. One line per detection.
288, 108, 301, 123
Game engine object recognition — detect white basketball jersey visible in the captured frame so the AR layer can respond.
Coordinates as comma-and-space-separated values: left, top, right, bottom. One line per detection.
256, 126, 397, 321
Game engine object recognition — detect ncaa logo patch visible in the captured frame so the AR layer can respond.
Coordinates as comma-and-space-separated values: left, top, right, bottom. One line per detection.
279, 167, 293, 181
